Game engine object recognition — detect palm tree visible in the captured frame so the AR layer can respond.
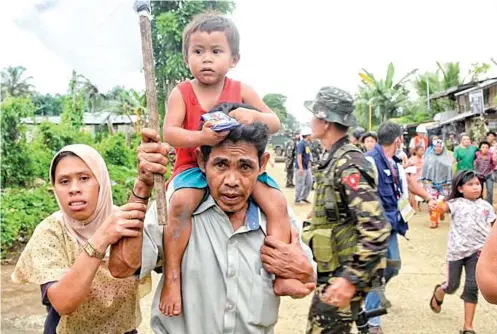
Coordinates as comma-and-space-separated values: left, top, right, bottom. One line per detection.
102, 89, 147, 134
79, 75, 106, 113
1, 66, 34, 99
356, 63, 417, 123
436, 62, 461, 89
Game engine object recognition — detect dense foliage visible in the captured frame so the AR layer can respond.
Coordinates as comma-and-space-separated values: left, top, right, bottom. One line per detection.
0, 96, 157, 256
262, 93, 299, 131
354, 60, 494, 128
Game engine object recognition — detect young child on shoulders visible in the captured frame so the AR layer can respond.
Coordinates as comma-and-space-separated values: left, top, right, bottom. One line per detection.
160, 13, 303, 316
430, 170, 495, 334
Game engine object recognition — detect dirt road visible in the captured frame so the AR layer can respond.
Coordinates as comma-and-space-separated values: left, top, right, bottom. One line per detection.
2, 159, 496, 333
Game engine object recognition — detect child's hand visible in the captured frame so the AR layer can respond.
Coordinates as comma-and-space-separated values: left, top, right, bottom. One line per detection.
229, 107, 260, 125
201, 121, 229, 146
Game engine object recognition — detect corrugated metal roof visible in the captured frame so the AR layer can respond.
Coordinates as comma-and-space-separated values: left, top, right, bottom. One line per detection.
429, 77, 497, 100
454, 79, 497, 97
22, 112, 137, 125
438, 111, 479, 126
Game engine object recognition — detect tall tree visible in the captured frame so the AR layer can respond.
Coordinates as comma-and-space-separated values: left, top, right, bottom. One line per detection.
151, 1, 235, 120
466, 62, 491, 83
263, 93, 288, 125
32, 93, 64, 116
61, 71, 85, 129
436, 61, 461, 89
1, 66, 34, 99
262, 93, 299, 131
79, 75, 106, 113
412, 62, 461, 115
414, 71, 452, 115
103, 88, 147, 133
355, 63, 417, 125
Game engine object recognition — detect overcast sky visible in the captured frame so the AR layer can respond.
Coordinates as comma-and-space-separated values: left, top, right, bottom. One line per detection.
1, 0, 496, 123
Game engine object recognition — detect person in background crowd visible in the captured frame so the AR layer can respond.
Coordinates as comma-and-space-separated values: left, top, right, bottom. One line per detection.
487, 131, 497, 189
424, 135, 440, 156
476, 218, 497, 304
409, 124, 429, 155
421, 139, 453, 228
445, 132, 459, 152
295, 130, 313, 204
309, 138, 323, 190
285, 133, 300, 188
350, 127, 366, 152
454, 134, 478, 173
430, 171, 495, 334
487, 131, 496, 145
408, 145, 425, 212
310, 138, 324, 164
396, 142, 409, 168
474, 141, 495, 204
361, 131, 378, 152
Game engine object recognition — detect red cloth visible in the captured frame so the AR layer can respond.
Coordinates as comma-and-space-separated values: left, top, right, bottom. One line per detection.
171, 77, 242, 181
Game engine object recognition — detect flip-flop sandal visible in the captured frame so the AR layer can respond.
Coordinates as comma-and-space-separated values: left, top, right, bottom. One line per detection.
460, 330, 476, 334
430, 284, 443, 313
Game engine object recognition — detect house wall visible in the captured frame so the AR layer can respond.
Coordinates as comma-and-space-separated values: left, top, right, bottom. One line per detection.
116, 124, 135, 134
456, 83, 497, 114
487, 85, 497, 108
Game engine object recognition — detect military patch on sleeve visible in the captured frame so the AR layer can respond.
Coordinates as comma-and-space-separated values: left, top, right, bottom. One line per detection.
342, 173, 360, 191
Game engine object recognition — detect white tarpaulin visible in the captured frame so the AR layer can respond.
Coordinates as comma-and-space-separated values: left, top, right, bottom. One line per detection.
15, 0, 144, 92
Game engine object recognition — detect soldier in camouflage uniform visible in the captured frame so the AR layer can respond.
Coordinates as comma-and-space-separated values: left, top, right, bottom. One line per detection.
350, 127, 366, 152
310, 139, 323, 190
285, 133, 300, 187
302, 86, 391, 334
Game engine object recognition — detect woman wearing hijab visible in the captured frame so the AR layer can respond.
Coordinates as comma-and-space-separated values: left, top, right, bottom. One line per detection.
421, 139, 453, 228
11, 143, 162, 334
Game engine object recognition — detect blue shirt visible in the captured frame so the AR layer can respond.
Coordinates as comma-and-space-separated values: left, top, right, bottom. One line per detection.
295, 140, 311, 170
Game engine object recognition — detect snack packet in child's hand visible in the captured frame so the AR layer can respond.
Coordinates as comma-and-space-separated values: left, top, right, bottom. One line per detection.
201, 111, 240, 132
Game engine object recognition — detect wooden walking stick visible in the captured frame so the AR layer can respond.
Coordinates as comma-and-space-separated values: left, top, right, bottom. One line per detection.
134, 1, 167, 225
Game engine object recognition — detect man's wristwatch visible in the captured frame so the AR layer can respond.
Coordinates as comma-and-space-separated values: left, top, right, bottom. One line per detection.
82, 240, 105, 260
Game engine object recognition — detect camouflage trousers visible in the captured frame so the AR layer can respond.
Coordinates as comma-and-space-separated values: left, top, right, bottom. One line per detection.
306, 280, 354, 334
286, 166, 295, 186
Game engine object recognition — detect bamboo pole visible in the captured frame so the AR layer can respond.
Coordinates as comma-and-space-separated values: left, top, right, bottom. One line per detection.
135, 1, 167, 225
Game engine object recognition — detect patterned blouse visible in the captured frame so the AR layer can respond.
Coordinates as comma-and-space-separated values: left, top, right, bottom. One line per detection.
447, 198, 495, 261
11, 214, 151, 334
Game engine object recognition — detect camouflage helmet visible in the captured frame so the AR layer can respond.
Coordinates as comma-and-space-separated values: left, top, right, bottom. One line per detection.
304, 86, 357, 127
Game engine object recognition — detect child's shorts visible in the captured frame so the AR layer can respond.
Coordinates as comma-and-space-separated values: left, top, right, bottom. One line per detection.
166, 167, 280, 202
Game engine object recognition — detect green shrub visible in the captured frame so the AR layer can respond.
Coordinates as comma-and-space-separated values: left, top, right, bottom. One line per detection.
108, 164, 136, 206
28, 141, 54, 181
97, 133, 134, 169
1, 186, 59, 254
36, 122, 93, 154
1, 97, 36, 188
